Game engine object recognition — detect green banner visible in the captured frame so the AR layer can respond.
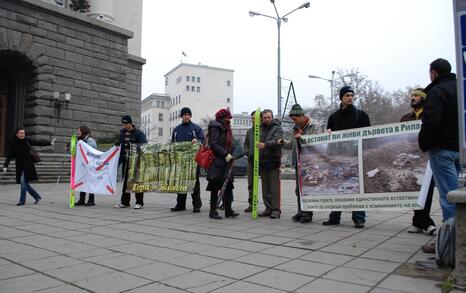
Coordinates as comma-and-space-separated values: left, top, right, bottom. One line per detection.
69, 134, 76, 209
126, 142, 199, 193
252, 107, 261, 219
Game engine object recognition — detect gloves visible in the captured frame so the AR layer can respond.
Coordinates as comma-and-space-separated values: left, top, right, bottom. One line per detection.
225, 154, 233, 163
2, 167, 7, 173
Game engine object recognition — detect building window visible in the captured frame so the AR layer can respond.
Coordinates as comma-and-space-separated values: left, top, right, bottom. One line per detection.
179, 95, 181, 104
161, 101, 164, 108
197, 87, 200, 93
158, 127, 163, 136
159, 113, 163, 121
191, 86, 195, 92
197, 77, 200, 83
227, 80, 231, 87
186, 85, 190, 91
186, 76, 190, 82
191, 76, 195, 82
227, 98, 230, 103
177, 76, 181, 84
165, 77, 168, 86
156, 101, 160, 107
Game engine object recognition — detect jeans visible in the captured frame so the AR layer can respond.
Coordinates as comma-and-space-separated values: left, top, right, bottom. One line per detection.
428, 149, 460, 220
328, 210, 366, 224
19, 172, 41, 204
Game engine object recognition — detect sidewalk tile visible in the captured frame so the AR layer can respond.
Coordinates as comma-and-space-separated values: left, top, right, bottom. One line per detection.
295, 278, 371, 293
161, 270, 234, 293
210, 280, 287, 293
0, 273, 64, 292
377, 275, 442, 293
245, 268, 314, 291
344, 258, 401, 273
276, 259, 335, 277
201, 260, 266, 279
300, 251, 354, 265
0, 263, 35, 280
323, 266, 387, 286
74, 271, 152, 293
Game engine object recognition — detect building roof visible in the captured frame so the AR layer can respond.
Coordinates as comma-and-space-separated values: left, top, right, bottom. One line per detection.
164, 63, 234, 77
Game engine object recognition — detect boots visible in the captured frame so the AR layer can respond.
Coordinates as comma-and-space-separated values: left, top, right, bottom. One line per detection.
171, 194, 186, 211
224, 195, 238, 218
209, 192, 222, 219
291, 196, 302, 221
300, 212, 313, 223
75, 193, 86, 206
85, 194, 95, 206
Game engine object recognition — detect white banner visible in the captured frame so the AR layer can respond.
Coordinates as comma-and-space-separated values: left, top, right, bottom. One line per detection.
74, 141, 120, 195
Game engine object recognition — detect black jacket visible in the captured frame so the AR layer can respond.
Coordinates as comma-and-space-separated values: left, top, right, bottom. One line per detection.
327, 104, 370, 131
419, 73, 458, 152
206, 120, 236, 181
119, 126, 147, 165
259, 118, 283, 168
3, 137, 38, 183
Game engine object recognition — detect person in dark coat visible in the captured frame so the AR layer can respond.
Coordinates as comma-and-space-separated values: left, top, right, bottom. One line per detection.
2, 127, 42, 206
115, 115, 147, 209
401, 88, 436, 235
322, 86, 370, 229
206, 108, 238, 219
171, 107, 205, 213
243, 110, 261, 213
74, 125, 98, 207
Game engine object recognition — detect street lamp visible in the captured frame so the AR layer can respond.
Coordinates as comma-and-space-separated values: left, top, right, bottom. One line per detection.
249, 1, 310, 119
308, 71, 354, 108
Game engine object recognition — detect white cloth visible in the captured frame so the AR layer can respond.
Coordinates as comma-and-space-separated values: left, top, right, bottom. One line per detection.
74, 140, 120, 195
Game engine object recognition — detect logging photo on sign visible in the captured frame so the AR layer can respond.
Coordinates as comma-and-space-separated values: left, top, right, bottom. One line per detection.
299, 120, 429, 211
126, 142, 199, 193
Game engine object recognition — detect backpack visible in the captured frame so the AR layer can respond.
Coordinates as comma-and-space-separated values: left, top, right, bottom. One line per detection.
435, 217, 456, 267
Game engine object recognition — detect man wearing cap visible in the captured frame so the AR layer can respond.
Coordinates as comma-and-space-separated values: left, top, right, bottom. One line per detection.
419, 58, 459, 223
401, 88, 436, 236
279, 104, 321, 223
257, 109, 283, 219
115, 115, 147, 209
323, 86, 370, 228
171, 107, 205, 213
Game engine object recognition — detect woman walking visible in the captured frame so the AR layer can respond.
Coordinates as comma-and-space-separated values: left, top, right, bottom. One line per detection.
74, 126, 97, 206
2, 128, 42, 206
206, 108, 239, 219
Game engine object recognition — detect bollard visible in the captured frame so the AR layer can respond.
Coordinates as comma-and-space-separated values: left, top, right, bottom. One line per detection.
447, 187, 466, 287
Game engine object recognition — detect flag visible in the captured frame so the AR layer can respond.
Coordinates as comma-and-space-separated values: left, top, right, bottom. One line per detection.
74, 140, 120, 195
182, 51, 187, 57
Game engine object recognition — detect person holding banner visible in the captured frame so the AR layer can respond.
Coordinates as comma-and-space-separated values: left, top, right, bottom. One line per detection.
115, 115, 148, 209
401, 89, 436, 235
323, 86, 370, 229
74, 126, 98, 207
171, 107, 205, 213
206, 108, 238, 219
2, 128, 42, 206
279, 104, 321, 223
243, 110, 261, 213
257, 109, 283, 219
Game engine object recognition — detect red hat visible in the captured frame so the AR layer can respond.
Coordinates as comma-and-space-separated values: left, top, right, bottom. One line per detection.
215, 108, 232, 119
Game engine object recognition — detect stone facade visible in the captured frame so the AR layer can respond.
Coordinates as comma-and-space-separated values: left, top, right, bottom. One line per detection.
0, 0, 145, 154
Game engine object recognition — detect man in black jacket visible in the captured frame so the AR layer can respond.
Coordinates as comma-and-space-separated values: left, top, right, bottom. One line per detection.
322, 86, 370, 229
419, 58, 459, 222
115, 115, 147, 209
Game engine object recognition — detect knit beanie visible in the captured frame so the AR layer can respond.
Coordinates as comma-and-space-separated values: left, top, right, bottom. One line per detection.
180, 107, 192, 117
288, 104, 304, 116
121, 115, 132, 124
339, 86, 354, 100
215, 108, 232, 119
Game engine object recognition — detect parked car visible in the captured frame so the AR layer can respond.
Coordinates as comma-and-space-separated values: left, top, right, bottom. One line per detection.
232, 156, 248, 177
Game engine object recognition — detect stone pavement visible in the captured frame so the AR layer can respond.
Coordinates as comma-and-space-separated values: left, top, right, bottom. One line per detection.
0, 178, 462, 293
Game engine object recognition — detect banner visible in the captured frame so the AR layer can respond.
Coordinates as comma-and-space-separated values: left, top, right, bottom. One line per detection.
299, 121, 429, 211
74, 141, 120, 195
126, 142, 199, 193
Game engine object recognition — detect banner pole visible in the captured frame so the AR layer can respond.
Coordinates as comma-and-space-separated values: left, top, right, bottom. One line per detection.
69, 134, 77, 208
252, 107, 261, 219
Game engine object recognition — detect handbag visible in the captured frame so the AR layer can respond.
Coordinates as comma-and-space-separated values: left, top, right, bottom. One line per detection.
27, 141, 41, 163
195, 136, 214, 169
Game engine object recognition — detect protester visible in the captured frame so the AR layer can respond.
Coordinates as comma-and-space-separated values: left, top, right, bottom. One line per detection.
279, 104, 321, 223
418, 58, 459, 253
401, 89, 436, 235
2, 128, 42, 206
256, 109, 283, 219
74, 126, 98, 207
243, 110, 261, 213
171, 107, 205, 213
322, 86, 370, 228
115, 115, 147, 209
206, 108, 238, 219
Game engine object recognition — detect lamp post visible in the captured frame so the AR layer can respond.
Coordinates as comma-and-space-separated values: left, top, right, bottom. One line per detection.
308, 71, 354, 108
249, 1, 310, 119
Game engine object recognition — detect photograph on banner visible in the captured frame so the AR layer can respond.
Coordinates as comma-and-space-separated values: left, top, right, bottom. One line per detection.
126, 142, 199, 193
299, 120, 428, 211
74, 140, 120, 195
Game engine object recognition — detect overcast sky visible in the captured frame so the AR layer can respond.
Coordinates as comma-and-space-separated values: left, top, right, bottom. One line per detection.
141, 0, 456, 115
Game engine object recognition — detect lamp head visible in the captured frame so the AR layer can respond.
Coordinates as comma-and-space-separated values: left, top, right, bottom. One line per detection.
270, 0, 275, 3
300, 2, 310, 9
283, 17, 288, 22
249, 10, 259, 17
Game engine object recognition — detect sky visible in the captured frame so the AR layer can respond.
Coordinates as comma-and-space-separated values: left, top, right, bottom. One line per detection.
141, 0, 456, 115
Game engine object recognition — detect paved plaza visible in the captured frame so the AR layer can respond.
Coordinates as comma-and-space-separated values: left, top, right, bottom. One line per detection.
0, 178, 462, 292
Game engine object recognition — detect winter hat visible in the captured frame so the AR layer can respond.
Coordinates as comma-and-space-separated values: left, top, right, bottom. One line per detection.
411, 88, 426, 98
180, 107, 192, 117
215, 108, 232, 119
288, 104, 304, 116
339, 86, 354, 100
430, 58, 451, 76
121, 115, 132, 124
